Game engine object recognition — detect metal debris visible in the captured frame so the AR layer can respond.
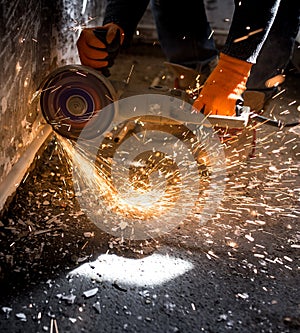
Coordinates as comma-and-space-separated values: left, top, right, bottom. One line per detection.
56, 293, 76, 304
2, 307, 12, 318
50, 318, 59, 333
112, 282, 127, 292
69, 318, 77, 323
83, 287, 98, 298
93, 301, 102, 314
83, 232, 94, 238
15, 312, 27, 321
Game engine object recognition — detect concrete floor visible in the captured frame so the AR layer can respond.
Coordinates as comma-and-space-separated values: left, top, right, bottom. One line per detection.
0, 45, 299, 333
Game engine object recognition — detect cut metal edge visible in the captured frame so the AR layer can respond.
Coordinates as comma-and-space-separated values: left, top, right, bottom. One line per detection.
0, 123, 53, 213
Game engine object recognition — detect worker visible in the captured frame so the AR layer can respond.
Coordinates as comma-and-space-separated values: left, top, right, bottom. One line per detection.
77, 0, 300, 116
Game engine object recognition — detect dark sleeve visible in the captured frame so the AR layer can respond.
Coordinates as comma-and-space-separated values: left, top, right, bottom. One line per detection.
222, 0, 281, 63
103, 0, 150, 46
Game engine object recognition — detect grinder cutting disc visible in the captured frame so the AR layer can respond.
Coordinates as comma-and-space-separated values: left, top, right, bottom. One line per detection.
40, 65, 117, 140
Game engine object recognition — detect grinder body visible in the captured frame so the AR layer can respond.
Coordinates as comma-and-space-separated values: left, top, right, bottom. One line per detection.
39, 64, 256, 165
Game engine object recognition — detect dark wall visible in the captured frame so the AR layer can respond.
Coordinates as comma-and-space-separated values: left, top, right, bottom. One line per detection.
0, 0, 238, 187
0, 0, 105, 185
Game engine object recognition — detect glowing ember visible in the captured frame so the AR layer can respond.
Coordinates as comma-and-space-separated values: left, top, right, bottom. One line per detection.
48, 89, 298, 250
53, 94, 228, 240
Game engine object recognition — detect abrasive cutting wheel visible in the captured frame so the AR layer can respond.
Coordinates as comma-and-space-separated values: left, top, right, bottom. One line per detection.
40, 65, 117, 140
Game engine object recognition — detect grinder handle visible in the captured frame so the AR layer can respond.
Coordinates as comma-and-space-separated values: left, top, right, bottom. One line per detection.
235, 98, 244, 116
93, 28, 122, 77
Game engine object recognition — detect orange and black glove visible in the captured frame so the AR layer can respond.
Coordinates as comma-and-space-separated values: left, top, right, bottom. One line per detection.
77, 23, 124, 75
193, 53, 253, 116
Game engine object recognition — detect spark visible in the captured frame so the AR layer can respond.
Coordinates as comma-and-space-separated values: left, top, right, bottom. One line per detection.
81, 241, 89, 250
245, 220, 266, 226
15, 62, 22, 74
69, 16, 97, 33
59, 137, 186, 221
24, 77, 29, 88
49, 77, 298, 269
126, 63, 135, 84
226, 240, 238, 248
284, 137, 297, 145
271, 89, 286, 99
55, 113, 227, 239
75, 70, 87, 77
234, 28, 263, 43
246, 234, 255, 242
291, 244, 300, 249
81, 0, 88, 15
288, 100, 296, 106
254, 253, 265, 258
50, 318, 59, 333
105, 94, 114, 102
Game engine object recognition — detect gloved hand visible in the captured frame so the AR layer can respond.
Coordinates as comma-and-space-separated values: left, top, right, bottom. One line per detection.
193, 53, 253, 116
77, 23, 124, 71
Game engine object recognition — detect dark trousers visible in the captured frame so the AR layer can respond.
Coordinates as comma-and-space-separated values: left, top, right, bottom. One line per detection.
151, 0, 299, 89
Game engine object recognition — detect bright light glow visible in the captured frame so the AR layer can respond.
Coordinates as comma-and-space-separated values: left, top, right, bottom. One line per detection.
16, 62, 22, 74
68, 253, 194, 287
24, 77, 29, 88
81, 0, 87, 15
63, 94, 227, 240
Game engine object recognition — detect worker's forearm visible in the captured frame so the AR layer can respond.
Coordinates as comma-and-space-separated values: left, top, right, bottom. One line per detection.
103, 0, 150, 45
223, 0, 281, 63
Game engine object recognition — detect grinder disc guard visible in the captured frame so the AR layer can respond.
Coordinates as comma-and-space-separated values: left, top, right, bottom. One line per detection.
40, 65, 117, 140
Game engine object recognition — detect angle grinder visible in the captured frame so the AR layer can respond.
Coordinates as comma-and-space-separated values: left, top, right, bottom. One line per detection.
39, 59, 298, 145
39, 27, 123, 140
39, 64, 117, 140
38, 63, 257, 169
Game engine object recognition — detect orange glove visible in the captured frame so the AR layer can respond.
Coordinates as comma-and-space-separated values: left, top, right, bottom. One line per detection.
193, 53, 253, 116
77, 23, 124, 70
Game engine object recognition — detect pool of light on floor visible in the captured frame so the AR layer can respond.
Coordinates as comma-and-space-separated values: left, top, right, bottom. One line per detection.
68, 253, 194, 287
